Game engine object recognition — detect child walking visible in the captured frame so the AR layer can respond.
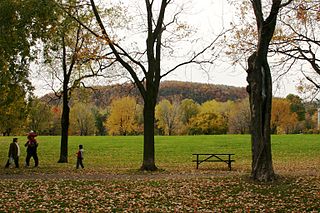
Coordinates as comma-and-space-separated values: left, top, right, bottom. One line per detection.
76, 144, 84, 169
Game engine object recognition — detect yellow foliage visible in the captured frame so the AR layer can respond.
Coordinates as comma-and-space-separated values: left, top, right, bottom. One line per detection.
200, 100, 234, 116
188, 112, 227, 135
155, 99, 180, 135
105, 96, 139, 135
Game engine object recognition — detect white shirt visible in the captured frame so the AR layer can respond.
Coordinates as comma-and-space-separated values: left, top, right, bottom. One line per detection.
15, 142, 20, 157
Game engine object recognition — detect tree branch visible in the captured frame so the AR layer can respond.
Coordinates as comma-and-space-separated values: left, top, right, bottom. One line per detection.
162, 30, 226, 78
280, 0, 293, 8
301, 71, 320, 89
89, 0, 147, 99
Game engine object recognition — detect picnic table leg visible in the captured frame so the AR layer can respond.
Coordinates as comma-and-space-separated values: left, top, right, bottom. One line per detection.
196, 154, 199, 169
228, 154, 231, 171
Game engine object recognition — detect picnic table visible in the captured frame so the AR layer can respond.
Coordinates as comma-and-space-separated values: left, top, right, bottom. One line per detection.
192, 153, 235, 171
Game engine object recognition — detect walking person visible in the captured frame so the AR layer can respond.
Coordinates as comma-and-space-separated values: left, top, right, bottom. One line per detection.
76, 144, 84, 169
25, 131, 39, 167
5, 138, 20, 168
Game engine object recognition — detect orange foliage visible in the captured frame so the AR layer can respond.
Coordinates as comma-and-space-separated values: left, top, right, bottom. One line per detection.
271, 98, 298, 134
297, 4, 307, 22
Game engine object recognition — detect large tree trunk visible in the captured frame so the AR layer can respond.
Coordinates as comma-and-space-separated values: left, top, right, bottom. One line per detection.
58, 37, 70, 163
247, 52, 275, 182
58, 90, 69, 163
140, 88, 158, 171
246, 0, 290, 182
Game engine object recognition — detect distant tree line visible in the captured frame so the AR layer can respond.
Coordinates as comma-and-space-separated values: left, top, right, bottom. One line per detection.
4, 87, 318, 136
41, 81, 248, 107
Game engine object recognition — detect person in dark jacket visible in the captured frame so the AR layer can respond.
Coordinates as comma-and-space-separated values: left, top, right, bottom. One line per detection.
5, 138, 20, 168
76, 144, 84, 169
25, 131, 39, 167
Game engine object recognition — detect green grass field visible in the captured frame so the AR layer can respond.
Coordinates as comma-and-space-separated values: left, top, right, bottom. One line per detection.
1, 134, 319, 173
0, 135, 319, 211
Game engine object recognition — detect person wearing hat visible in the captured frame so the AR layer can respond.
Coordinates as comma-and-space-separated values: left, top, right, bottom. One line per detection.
5, 138, 20, 168
25, 131, 39, 167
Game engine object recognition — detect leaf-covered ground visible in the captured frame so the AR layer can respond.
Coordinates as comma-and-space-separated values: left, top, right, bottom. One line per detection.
0, 135, 319, 211
0, 171, 319, 212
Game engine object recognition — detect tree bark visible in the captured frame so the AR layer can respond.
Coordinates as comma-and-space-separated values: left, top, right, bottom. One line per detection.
58, 87, 69, 163
141, 101, 157, 171
140, 80, 158, 171
246, 0, 289, 181
247, 52, 275, 181
58, 35, 70, 163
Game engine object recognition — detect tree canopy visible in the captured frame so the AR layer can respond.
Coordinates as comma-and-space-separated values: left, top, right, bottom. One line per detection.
0, 0, 57, 135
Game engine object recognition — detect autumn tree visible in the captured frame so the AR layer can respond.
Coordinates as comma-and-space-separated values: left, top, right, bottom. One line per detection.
200, 100, 232, 131
188, 112, 227, 135
0, 85, 27, 135
39, 2, 106, 162
70, 0, 220, 170
188, 100, 229, 135
27, 98, 53, 134
228, 98, 251, 134
286, 94, 305, 121
271, 98, 298, 134
245, 0, 293, 182
155, 99, 180, 135
229, 1, 320, 98
0, 0, 57, 135
70, 102, 96, 136
105, 97, 140, 136
50, 106, 62, 135
179, 99, 200, 123
274, 1, 320, 95
92, 107, 108, 136
178, 99, 200, 134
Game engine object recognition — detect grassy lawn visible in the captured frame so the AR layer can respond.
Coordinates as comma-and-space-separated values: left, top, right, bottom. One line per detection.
0, 135, 319, 211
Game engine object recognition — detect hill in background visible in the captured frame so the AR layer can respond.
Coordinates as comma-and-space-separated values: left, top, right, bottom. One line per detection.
158, 81, 247, 103
42, 81, 248, 107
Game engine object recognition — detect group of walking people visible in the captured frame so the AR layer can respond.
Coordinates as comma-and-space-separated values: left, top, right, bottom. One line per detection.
5, 131, 39, 168
4, 131, 85, 169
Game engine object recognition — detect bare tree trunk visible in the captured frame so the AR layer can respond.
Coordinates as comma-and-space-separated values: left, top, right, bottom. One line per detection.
58, 89, 69, 163
247, 53, 275, 181
245, 0, 293, 182
140, 83, 158, 171
141, 101, 157, 171
58, 36, 70, 163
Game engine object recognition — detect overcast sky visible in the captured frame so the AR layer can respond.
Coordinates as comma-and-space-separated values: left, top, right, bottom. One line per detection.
32, 0, 302, 98
163, 0, 303, 98
164, 0, 247, 88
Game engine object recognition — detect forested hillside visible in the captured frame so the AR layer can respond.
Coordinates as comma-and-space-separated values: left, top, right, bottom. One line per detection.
42, 81, 247, 107
159, 81, 247, 103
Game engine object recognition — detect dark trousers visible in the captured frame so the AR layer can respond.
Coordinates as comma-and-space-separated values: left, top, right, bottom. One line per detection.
5, 157, 19, 168
26, 152, 38, 167
76, 158, 84, 169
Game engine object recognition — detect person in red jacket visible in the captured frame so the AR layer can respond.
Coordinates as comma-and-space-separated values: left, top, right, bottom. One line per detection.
25, 131, 39, 167
76, 144, 84, 169
5, 138, 20, 168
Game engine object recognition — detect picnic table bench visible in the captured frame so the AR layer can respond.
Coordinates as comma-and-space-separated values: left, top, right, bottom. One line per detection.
192, 154, 235, 171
